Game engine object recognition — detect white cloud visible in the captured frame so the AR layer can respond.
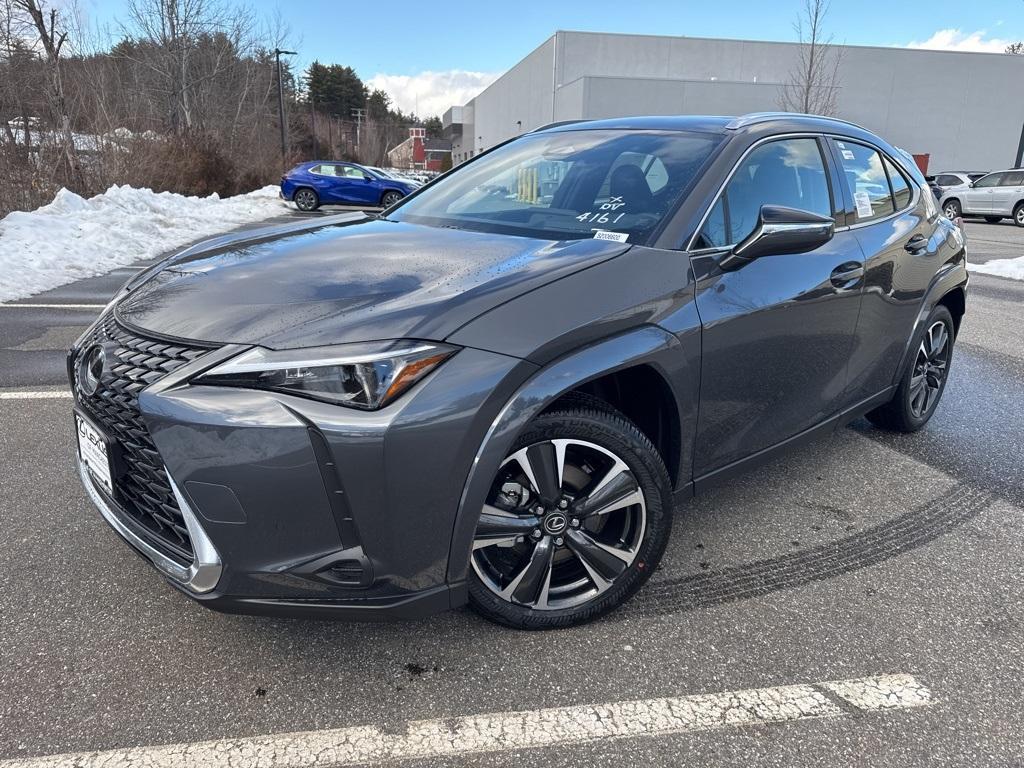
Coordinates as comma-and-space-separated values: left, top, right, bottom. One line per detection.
906, 28, 1015, 53
365, 70, 499, 120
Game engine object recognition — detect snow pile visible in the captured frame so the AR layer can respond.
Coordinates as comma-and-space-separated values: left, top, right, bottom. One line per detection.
970, 257, 1024, 281
0, 185, 287, 302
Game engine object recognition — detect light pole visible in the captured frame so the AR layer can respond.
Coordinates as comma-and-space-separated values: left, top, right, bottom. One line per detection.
274, 48, 297, 169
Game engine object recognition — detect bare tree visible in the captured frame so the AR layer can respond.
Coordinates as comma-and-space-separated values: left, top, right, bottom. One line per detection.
1007, 42, 1024, 55
122, 0, 256, 135
12, 0, 82, 184
779, 0, 842, 116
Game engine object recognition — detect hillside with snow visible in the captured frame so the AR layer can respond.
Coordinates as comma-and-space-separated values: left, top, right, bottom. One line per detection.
0, 185, 288, 303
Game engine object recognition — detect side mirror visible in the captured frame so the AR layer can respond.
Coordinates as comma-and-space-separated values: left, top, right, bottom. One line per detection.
968, 181, 975, 188
719, 205, 834, 271
363, 175, 375, 182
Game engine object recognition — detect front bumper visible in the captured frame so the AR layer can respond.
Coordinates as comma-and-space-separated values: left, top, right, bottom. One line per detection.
77, 457, 222, 592
72, 321, 533, 620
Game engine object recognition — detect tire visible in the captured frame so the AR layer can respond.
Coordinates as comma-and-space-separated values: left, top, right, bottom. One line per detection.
468, 404, 673, 629
293, 187, 319, 212
380, 190, 404, 208
943, 199, 961, 220
1014, 203, 1024, 228
865, 305, 955, 433
984, 216, 1003, 224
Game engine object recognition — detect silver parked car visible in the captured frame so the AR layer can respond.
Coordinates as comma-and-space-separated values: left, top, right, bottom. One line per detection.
940, 169, 1024, 226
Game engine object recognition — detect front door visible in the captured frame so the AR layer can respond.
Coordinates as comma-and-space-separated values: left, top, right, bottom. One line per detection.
337, 165, 380, 205
992, 170, 1024, 217
689, 136, 863, 477
962, 172, 1004, 214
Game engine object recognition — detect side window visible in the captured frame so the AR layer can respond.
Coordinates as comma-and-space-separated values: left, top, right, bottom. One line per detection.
937, 174, 960, 187
1003, 171, 1024, 187
974, 173, 1004, 188
697, 137, 831, 247
315, 164, 339, 177
343, 166, 368, 179
883, 156, 913, 211
832, 140, 894, 222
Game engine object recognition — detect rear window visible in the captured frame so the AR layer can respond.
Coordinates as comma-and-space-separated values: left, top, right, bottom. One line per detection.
390, 129, 722, 244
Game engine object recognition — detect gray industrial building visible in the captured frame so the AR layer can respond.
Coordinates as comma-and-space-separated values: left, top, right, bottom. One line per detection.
443, 30, 1024, 173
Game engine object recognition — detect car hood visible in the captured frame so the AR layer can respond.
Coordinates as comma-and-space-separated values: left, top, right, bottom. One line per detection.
116, 216, 630, 349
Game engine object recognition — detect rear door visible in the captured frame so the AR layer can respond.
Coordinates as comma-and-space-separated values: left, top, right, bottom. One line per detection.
689, 135, 864, 476
829, 138, 941, 401
992, 171, 1024, 216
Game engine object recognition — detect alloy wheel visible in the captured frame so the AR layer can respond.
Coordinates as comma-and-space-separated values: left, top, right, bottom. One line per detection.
472, 439, 646, 611
1016, 207, 1024, 226
909, 320, 950, 419
382, 191, 403, 207
295, 189, 316, 211
943, 203, 958, 220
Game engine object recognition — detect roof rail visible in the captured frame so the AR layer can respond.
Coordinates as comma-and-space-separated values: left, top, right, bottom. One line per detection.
726, 112, 871, 133
529, 119, 589, 133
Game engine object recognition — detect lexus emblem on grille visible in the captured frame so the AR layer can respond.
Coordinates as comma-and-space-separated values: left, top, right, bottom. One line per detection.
79, 344, 106, 396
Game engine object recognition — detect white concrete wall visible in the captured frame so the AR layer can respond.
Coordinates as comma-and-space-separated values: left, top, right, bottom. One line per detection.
579, 77, 784, 120
470, 36, 556, 154
455, 30, 1024, 172
554, 31, 1024, 171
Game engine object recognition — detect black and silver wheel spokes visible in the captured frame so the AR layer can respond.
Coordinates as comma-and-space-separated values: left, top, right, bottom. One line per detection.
909, 320, 950, 418
472, 439, 646, 611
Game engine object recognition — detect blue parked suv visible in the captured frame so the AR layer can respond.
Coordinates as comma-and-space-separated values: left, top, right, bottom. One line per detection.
281, 161, 417, 211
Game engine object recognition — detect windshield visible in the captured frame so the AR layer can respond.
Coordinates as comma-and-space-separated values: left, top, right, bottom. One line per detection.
390, 129, 721, 243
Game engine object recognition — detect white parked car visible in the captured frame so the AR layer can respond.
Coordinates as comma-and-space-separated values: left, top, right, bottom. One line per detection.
940, 169, 1024, 226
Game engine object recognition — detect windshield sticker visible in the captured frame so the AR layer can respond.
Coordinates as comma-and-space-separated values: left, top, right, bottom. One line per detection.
854, 191, 874, 219
841, 149, 855, 160
836, 141, 846, 149
593, 230, 629, 243
575, 196, 629, 226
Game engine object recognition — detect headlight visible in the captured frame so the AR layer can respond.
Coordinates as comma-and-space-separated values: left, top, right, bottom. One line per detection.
194, 341, 457, 410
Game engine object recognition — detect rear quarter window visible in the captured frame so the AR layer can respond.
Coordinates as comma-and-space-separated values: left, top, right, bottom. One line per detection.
883, 156, 913, 211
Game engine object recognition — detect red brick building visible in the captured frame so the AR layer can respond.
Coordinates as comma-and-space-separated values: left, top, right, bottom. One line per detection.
387, 127, 452, 171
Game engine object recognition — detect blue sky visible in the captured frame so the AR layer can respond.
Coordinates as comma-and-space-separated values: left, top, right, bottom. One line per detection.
81, 0, 1024, 116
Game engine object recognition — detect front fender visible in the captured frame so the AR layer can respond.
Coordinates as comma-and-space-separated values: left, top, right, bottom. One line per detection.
445, 325, 687, 585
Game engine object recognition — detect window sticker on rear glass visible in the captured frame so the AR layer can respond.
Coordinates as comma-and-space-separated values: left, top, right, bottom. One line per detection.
854, 191, 874, 219
593, 230, 629, 242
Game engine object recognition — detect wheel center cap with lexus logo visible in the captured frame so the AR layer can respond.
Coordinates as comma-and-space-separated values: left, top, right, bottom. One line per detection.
542, 511, 568, 535
79, 344, 107, 396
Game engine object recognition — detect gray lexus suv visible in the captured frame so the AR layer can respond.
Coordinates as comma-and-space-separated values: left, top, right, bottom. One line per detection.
70, 113, 968, 629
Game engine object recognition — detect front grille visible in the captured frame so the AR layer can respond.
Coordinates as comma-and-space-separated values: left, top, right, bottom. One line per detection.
74, 312, 212, 565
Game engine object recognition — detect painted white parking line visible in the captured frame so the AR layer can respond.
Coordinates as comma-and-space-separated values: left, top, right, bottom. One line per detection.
0, 391, 72, 400
0, 303, 104, 309
0, 674, 930, 768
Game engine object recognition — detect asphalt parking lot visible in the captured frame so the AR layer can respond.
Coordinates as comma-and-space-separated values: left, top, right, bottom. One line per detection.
1, 216, 1023, 766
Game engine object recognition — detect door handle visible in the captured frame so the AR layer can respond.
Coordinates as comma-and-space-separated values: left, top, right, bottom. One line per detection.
904, 234, 929, 254
830, 262, 864, 288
